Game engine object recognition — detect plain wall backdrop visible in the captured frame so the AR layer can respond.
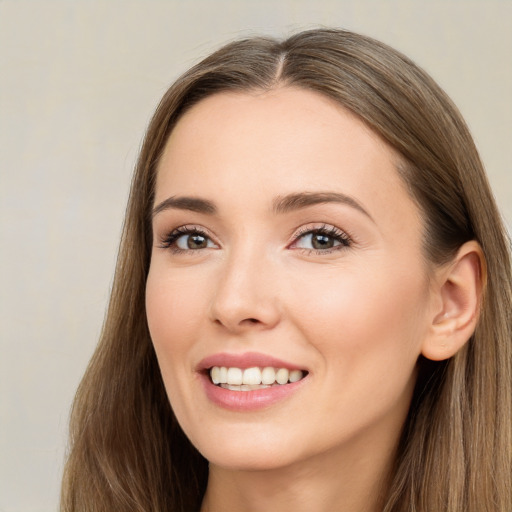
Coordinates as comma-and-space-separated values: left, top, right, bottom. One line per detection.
1, 1, 510, 510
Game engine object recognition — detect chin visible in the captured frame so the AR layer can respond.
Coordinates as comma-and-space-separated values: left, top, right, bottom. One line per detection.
205, 448, 298, 472
188, 424, 306, 472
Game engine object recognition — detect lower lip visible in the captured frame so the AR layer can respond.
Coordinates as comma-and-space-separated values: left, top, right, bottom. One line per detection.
199, 373, 307, 411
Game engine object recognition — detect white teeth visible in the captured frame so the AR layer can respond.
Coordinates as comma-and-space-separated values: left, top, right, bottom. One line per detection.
211, 366, 220, 384
242, 367, 262, 385
226, 367, 243, 385
275, 368, 289, 384
209, 366, 305, 387
289, 369, 303, 383
261, 366, 276, 385
221, 384, 272, 391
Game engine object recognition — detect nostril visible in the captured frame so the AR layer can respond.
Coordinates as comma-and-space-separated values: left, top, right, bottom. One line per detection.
214, 317, 260, 327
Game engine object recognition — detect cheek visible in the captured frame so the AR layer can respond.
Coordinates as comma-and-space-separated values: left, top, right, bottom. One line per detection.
146, 265, 208, 346
286, 267, 428, 445
145, 264, 214, 403
286, 261, 429, 385
145, 264, 214, 422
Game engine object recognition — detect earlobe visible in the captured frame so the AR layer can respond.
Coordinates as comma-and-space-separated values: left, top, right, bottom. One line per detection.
421, 241, 486, 361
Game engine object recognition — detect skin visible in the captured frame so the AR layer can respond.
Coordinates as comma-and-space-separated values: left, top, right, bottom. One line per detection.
146, 87, 446, 512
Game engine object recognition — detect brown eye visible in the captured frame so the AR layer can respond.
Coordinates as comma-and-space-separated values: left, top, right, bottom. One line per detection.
174, 232, 214, 250
186, 234, 208, 249
311, 233, 335, 249
293, 226, 351, 253
160, 226, 218, 253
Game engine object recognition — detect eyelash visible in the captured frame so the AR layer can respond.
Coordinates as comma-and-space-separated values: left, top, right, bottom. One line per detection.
291, 224, 352, 254
158, 225, 214, 254
158, 224, 352, 255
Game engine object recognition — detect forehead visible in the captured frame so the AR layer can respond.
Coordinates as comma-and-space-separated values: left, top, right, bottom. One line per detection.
155, 87, 421, 235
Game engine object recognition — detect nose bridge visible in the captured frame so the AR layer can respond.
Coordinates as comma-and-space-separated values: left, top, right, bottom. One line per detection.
210, 240, 280, 331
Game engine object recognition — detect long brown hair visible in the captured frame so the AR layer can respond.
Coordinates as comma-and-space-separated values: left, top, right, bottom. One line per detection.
61, 29, 512, 511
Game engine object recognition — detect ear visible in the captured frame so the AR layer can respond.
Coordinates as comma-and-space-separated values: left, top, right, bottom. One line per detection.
421, 241, 486, 361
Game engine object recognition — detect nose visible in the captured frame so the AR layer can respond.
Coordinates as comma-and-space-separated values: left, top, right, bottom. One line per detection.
209, 248, 281, 333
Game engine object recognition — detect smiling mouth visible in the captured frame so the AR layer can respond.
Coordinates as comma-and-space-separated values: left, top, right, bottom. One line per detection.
209, 366, 307, 391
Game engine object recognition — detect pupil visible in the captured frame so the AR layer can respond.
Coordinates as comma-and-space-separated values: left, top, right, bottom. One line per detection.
188, 234, 207, 249
312, 234, 334, 249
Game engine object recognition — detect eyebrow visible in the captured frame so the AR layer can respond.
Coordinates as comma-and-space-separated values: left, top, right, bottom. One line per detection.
272, 191, 373, 220
152, 191, 372, 221
152, 196, 217, 217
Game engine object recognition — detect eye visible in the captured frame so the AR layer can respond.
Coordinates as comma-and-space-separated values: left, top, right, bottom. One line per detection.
292, 225, 351, 253
176, 232, 214, 250
159, 226, 218, 253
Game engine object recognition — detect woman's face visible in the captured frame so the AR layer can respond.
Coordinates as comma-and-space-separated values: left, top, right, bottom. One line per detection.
146, 87, 438, 471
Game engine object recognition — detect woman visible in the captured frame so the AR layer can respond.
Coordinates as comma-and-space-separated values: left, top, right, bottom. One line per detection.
61, 29, 512, 511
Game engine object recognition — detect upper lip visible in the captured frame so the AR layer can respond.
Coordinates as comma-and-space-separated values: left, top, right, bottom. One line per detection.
197, 351, 307, 372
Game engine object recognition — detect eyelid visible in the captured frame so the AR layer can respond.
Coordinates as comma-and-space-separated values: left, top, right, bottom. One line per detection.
288, 223, 352, 251
158, 224, 219, 250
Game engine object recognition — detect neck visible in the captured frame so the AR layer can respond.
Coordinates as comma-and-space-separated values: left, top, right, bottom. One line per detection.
200, 428, 398, 512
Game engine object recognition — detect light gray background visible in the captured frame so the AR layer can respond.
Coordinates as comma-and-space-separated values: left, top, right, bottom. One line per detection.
1, 1, 510, 510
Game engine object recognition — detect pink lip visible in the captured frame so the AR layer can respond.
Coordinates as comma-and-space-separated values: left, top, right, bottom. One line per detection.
196, 352, 309, 412
197, 351, 306, 371
199, 373, 307, 411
